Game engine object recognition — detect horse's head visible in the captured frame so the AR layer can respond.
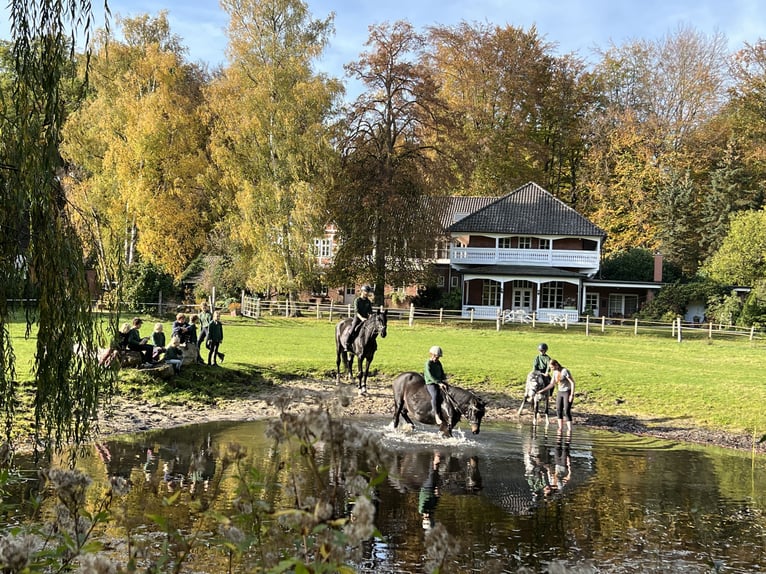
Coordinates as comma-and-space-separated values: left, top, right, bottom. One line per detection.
466, 394, 486, 435
373, 309, 387, 338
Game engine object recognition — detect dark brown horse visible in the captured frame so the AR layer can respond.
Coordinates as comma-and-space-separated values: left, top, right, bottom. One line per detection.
335, 309, 387, 395
392, 372, 486, 438
517, 370, 551, 425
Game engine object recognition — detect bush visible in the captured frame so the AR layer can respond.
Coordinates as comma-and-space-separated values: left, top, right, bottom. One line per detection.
122, 260, 176, 313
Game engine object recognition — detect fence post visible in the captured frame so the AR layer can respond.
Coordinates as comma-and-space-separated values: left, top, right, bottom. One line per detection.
601, 316, 606, 333
316, 300, 320, 320
347, 304, 352, 318
677, 317, 682, 342
532, 312, 536, 328
563, 315, 568, 330
708, 321, 712, 339
241, 291, 245, 316
585, 315, 590, 336
439, 308, 444, 324
750, 325, 755, 341
408, 303, 415, 327
496, 308, 501, 331
470, 308, 474, 323
634, 317, 638, 335
256, 298, 261, 319
158, 291, 163, 316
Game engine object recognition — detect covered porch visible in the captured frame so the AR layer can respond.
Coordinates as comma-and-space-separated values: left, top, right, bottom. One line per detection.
457, 265, 587, 323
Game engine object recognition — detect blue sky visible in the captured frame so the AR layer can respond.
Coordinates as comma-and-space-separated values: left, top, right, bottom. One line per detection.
3, 0, 766, 84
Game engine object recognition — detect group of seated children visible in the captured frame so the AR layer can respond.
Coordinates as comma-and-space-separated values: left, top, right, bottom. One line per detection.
116, 304, 223, 371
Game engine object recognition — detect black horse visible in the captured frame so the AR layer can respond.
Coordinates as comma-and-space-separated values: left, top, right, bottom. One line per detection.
392, 371, 486, 438
335, 309, 388, 395
517, 370, 551, 425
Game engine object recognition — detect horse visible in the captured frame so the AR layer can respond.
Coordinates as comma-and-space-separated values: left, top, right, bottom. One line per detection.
517, 370, 551, 425
391, 371, 486, 438
335, 309, 388, 396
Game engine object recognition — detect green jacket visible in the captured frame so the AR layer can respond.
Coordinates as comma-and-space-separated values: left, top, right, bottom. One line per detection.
199, 310, 213, 330
165, 345, 183, 361
151, 332, 166, 348
208, 320, 224, 343
127, 328, 143, 346
533, 353, 550, 373
424, 359, 445, 385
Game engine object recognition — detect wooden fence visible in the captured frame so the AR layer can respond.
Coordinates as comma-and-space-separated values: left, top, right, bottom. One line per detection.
240, 297, 766, 343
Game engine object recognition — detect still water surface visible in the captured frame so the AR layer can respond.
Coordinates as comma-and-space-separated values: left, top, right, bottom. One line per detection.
8, 418, 766, 573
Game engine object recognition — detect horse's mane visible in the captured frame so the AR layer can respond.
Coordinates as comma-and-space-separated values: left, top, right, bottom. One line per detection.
445, 384, 483, 405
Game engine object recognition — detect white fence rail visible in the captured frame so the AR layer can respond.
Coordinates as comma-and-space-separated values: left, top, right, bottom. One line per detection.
238, 296, 766, 343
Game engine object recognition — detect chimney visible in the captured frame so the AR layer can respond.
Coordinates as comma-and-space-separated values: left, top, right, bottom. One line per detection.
653, 252, 663, 282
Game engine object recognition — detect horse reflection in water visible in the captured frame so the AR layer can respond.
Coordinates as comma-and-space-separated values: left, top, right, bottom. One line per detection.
476, 426, 573, 516
392, 372, 486, 438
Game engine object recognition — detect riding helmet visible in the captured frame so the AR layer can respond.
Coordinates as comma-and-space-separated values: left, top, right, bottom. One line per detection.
429, 345, 443, 357
361, 285, 372, 293
538, 343, 548, 352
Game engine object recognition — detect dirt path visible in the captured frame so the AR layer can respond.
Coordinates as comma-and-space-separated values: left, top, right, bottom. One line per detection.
94, 377, 766, 455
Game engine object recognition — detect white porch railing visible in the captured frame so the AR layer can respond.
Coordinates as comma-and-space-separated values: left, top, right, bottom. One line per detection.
450, 246, 599, 268
535, 308, 580, 324
460, 306, 580, 323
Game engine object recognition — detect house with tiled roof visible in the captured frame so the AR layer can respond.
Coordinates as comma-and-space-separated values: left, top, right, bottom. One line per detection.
446, 182, 663, 322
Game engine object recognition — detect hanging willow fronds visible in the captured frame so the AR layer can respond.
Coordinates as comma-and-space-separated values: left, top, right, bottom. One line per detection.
0, 0, 113, 455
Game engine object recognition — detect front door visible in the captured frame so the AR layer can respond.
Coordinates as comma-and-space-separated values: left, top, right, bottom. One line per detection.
513, 287, 533, 312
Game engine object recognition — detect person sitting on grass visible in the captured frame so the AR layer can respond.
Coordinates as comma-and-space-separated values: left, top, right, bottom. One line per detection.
164, 335, 184, 373
150, 323, 166, 361
127, 317, 154, 366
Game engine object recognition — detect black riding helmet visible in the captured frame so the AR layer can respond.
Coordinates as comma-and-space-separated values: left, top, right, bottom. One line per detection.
538, 343, 548, 352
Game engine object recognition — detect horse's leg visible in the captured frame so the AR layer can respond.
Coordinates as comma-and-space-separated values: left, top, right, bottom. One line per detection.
358, 357, 369, 396
544, 392, 550, 426
517, 394, 527, 416
532, 395, 539, 426
335, 348, 342, 384
345, 352, 354, 383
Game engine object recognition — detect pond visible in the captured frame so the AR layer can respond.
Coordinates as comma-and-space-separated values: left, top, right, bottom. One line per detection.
5, 417, 766, 573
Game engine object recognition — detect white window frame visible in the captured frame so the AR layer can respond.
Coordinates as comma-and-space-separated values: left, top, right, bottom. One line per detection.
481, 280, 501, 306
313, 237, 332, 258
539, 238, 550, 250
541, 281, 564, 309
498, 237, 512, 249
518, 237, 532, 249
608, 294, 639, 317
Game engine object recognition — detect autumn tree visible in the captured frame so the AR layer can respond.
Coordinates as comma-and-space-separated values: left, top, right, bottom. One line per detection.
62, 12, 212, 284
1, 0, 110, 452
206, 0, 341, 310
580, 25, 729, 262
329, 21, 448, 299
425, 22, 592, 200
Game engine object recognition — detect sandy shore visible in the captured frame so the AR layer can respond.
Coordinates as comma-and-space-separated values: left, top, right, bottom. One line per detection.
94, 377, 766, 454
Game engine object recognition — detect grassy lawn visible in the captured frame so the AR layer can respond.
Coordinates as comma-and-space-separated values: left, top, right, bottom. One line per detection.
5, 312, 762, 438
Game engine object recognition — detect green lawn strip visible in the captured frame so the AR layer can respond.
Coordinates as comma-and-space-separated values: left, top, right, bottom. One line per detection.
5, 314, 761, 438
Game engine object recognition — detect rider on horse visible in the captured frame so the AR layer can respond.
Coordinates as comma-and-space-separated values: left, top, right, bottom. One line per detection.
533, 342, 552, 385
424, 345, 451, 425
342, 285, 373, 349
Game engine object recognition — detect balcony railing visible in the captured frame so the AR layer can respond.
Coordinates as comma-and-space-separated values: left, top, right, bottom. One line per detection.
450, 246, 599, 268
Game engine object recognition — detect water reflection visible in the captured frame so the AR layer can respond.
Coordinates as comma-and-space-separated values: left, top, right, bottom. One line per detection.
6, 418, 766, 573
